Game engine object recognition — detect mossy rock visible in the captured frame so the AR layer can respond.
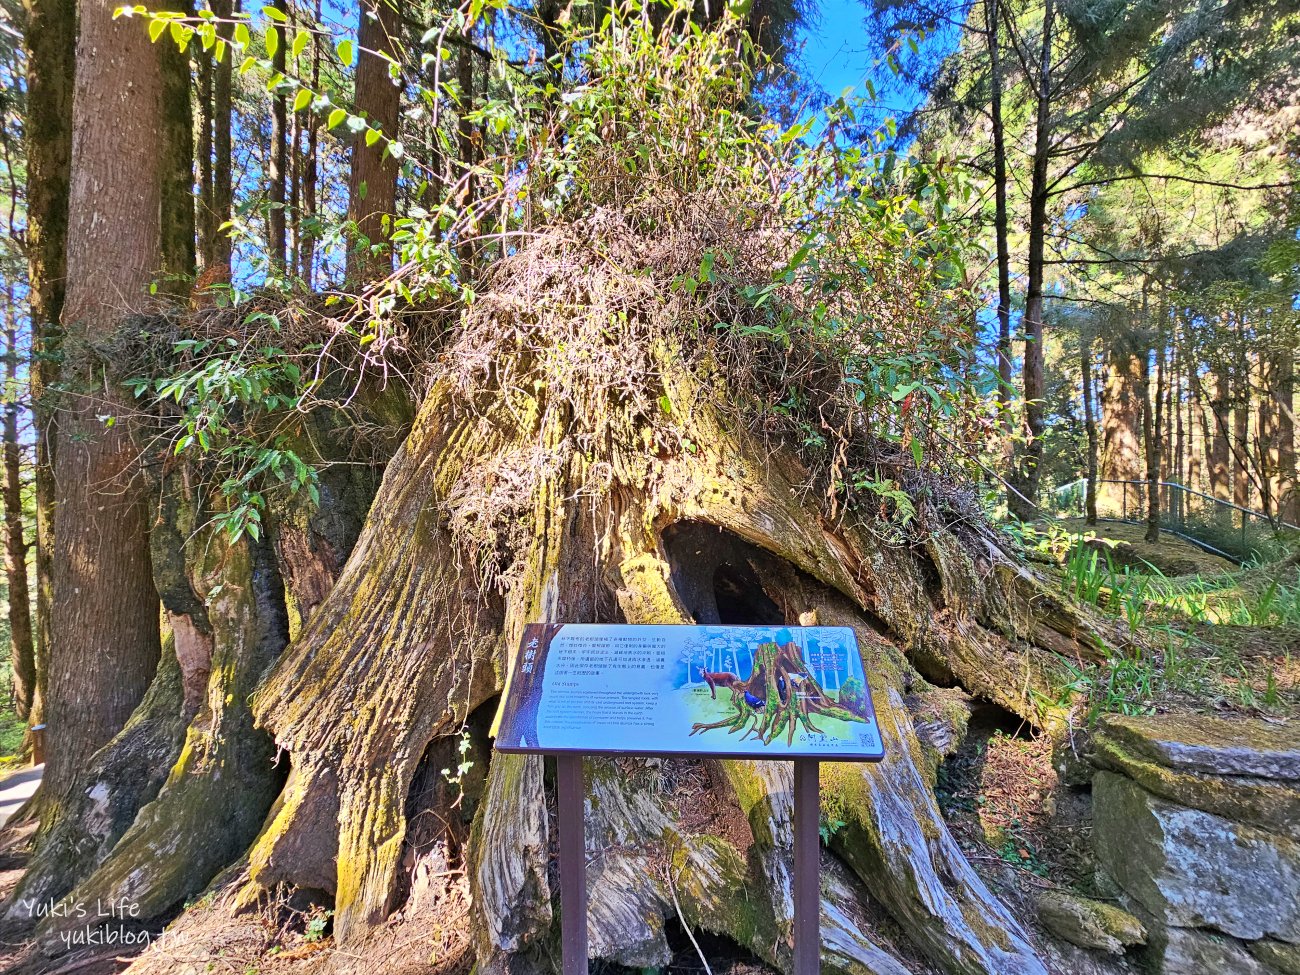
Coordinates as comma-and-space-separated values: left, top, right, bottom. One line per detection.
1092, 731, 1300, 839
1248, 939, 1300, 975
1147, 924, 1280, 975
1092, 772, 1300, 943
1097, 713, 1300, 781
1035, 890, 1145, 954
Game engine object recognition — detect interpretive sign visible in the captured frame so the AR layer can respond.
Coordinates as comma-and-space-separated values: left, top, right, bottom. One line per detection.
493, 622, 886, 975
495, 623, 883, 760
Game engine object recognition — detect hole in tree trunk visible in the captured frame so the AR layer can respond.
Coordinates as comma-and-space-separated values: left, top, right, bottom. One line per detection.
596, 919, 776, 974
968, 696, 1035, 739
712, 559, 783, 626
661, 520, 894, 637
663, 522, 791, 625
392, 695, 497, 914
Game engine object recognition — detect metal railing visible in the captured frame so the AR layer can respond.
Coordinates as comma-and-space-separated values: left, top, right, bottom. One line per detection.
1052, 478, 1300, 565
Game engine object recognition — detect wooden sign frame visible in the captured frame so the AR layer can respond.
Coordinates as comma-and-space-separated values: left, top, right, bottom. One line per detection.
493, 623, 887, 975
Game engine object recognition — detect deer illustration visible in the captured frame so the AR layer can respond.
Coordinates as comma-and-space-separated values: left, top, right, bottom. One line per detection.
697, 667, 741, 700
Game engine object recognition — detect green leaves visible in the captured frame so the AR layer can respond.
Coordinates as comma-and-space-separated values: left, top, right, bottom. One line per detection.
133, 317, 323, 543
336, 38, 354, 66
291, 28, 310, 60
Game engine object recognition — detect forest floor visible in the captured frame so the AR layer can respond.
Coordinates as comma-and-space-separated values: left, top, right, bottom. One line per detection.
1054, 518, 1239, 576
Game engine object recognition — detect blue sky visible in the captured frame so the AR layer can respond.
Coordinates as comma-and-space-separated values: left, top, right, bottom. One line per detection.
797, 0, 879, 98
792, 1, 940, 132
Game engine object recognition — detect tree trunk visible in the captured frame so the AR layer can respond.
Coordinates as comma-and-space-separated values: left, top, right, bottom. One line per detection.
43, 0, 165, 801
1274, 344, 1297, 524
1233, 359, 1251, 513
1081, 333, 1098, 526
39, 527, 289, 939
1142, 337, 1161, 544
269, 20, 288, 273
1207, 360, 1232, 521
345, 0, 401, 283
1174, 330, 1185, 491
299, 0, 322, 286
9, 381, 392, 926
1007, 0, 1054, 521
212, 0, 234, 277
196, 48, 216, 269
21, 0, 76, 731
986, 0, 1012, 426
159, 0, 196, 290
2, 304, 34, 722
455, 40, 477, 266
1099, 333, 1142, 519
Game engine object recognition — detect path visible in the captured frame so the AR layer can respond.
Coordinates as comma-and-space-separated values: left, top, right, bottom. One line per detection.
0, 764, 42, 826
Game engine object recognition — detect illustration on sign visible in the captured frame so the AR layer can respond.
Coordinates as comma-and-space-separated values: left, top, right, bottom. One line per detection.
494, 623, 884, 760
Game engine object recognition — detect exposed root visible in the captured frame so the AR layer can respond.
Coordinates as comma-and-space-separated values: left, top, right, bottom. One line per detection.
36, 528, 289, 948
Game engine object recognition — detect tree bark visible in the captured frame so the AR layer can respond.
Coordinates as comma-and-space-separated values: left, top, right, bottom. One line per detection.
986, 0, 1013, 427
196, 47, 216, 269
1099, 332, 1142, 519
1208, 359, 1232, 520
212, 0, 234, 277
1233, 357, 1251, 513
1008, 0, 1054, 521
21, 0, 76, 729
38, 527, 289, 941
345, 0, 401, 283
159, 0, 196, 289
269, 20, 288, 273
43, 0, 165, 801
1081, 333, 1098, 526
1174, 327, 1186, 491
300, 2, 320, 288
1142, 336, 1161, 544
2, 303, 34, 721
455, 40, 477, 267
1273, 343, 1297, 524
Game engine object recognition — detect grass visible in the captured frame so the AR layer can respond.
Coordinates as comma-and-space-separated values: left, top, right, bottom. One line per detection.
1050, 538, 1300, 721
1062, 538, 1300, 629
0, 707, 23, 756
1053, 518, 1238, 576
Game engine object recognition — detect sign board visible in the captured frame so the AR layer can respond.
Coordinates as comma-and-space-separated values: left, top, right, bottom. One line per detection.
494, 623, 884, 761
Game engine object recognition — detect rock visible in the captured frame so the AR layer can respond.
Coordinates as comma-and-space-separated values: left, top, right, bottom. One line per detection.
1036, 890, 1146, 954
1041, 941, 1142, 975
1097, 714, 1300, 781
1249, 940, 1300, 975
1153, 926, 1280, 975
1092, 772, 1300, 943
1093, 724, 1300, 840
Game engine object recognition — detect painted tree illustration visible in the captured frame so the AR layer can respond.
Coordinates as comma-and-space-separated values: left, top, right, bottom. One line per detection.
690, 642, 861, 746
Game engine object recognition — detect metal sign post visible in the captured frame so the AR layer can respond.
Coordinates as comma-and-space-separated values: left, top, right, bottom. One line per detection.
495, 624, 886, 975
792, 758, 820, 975
556, 754, 588, 975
